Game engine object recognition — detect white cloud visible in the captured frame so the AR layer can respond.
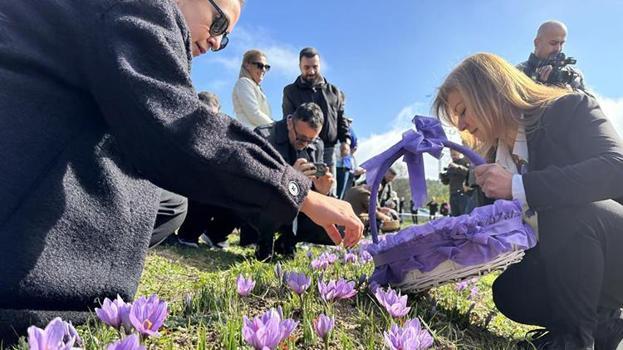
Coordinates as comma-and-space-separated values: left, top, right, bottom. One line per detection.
594, 94, 623, 137
356, 102, 453, 180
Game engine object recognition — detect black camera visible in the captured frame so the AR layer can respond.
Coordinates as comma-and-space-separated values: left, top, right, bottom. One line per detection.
534, 52, 578, 85
313, 163, 328, 177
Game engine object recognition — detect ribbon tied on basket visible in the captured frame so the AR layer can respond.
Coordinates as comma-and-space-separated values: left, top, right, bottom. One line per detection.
361, 116, 485, 243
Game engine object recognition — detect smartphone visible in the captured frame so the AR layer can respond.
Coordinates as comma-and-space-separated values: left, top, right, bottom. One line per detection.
313, 162, 328, 177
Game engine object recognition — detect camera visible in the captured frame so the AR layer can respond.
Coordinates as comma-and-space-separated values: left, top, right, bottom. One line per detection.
534, 52, 578, 86
313, 163, 328, 177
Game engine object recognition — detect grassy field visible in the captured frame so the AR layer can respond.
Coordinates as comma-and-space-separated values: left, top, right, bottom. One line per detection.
9, 223, 535, 349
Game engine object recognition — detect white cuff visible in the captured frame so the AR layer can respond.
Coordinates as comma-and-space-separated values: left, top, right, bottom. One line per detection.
512, 174, 528, 207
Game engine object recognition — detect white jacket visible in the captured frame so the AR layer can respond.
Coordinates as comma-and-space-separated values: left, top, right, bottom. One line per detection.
232, 77, 273, 128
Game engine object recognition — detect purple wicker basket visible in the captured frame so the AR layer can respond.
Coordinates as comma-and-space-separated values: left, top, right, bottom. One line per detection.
361, 116, 536, 292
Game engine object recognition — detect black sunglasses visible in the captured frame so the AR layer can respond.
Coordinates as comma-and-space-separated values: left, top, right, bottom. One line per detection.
207, 0, 230, 51
251, 62, 271, 71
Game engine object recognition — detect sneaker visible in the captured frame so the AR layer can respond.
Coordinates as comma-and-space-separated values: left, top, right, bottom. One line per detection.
595, 319, 623, 350
518, 329, 594, 350
177, 238, 199, 248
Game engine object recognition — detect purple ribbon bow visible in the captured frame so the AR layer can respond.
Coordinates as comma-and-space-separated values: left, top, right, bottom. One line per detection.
361, 116, 485, 243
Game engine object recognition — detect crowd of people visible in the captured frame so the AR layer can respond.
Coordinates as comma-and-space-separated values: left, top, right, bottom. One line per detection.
1, 0, 622, 347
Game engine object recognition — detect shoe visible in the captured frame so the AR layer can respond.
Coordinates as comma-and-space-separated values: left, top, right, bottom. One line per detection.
518, 329, 594, 350
595, 319, 623, 350
274, 236, 296, 259
255, 243, 273, 262
177, 238, 199, 248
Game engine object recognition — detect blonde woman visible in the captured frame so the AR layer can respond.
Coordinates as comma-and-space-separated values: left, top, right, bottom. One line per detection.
232, 49, 273, 128
434, 53, 623, 349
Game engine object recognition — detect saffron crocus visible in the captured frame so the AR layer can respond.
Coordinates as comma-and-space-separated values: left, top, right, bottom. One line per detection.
318, 279, 357, 302
313, 313, 335, 340
128, 294, 168, 337
468, 286, 479, 300
455, 280, 469, 291
236, 275, 256, 297
106, 334, 145, 350
286, 272, 311, 295
242, 307, 298, 350
375, 287, 411, 319
311, 257, 330, 270
383, 319, 434, 350
95, 295, 132, 330
28, 317, 82, 350
343, 252, 358, 264
359, 250, 373, 263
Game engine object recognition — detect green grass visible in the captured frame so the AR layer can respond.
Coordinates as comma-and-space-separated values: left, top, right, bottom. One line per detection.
8, 230, 535, 349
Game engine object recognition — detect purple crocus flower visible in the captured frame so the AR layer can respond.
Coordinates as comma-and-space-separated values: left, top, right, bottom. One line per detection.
455, 280, 469, 291
28, 317, 82, 350
343, 252, 358, 264
95, 295, 132, 330
468, 286, 479, 300
128, 294, 168, 337
311, 257, 330, 270
375, 287, 411, 319
323, 253, 338, 264
383, 319, 434, 350
236, 275, 256, 297
286, 272, 311, 295
313, 313, 335, 340
306, 250, 314, 260
106, 334, 145, 350
359, 250, 373, 263
318, 279, 357, 302
242, 307, 298, 350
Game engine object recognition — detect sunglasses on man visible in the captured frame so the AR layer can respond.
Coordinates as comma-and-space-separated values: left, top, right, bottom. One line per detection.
251, 62, 271, 71
207, 0, 230, 51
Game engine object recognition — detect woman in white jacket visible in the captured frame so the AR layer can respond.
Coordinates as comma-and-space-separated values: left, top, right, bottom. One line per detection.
232, 49, 273, 128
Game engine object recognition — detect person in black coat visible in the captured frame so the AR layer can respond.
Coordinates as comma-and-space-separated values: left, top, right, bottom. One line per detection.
0, 0, 363, 341
434, 53, 623, 349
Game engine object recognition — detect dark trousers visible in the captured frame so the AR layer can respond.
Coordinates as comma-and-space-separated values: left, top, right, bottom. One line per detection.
450, 191, 467, 216
176, 199, 242, 245
492, 200, 623, 345
149, 190, 188, 247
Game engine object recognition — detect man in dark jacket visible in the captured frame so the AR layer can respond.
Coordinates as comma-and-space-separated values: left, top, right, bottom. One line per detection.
254, 103, 336, 258
282, 48, 351, 189
517, 20, 588, 93
444, 150, 470, 216
0, 0, 363, 341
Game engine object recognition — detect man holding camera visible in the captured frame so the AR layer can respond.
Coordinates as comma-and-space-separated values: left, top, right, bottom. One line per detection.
254, 102, 337, 259
440, 150, 471, 216
517, 20, 588, 93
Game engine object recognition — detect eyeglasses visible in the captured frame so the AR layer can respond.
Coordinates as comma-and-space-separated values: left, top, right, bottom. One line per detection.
290, 118, 318, 145
251, 62, 271, 71
207, 0, 230, 51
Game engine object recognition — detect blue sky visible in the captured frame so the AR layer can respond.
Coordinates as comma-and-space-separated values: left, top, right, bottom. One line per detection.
191, 0, 623, 175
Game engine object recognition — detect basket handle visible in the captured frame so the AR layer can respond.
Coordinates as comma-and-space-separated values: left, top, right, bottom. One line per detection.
361, 116, 486, 244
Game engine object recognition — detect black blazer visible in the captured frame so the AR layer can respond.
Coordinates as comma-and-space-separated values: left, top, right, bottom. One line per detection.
523, 93, 623, 210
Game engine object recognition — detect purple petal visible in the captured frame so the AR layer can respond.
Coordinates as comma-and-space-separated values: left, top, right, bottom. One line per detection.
106, 334, 145, 350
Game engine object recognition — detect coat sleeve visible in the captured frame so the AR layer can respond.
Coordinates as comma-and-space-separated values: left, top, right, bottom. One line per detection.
233, 78, 273, 127
282, 85, 296, 120
523, 94, 623, 210
84, 1, 310, 223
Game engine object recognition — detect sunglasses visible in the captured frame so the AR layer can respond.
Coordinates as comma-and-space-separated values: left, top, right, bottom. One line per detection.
207, 0, 230, 51
251, 62, 271, 71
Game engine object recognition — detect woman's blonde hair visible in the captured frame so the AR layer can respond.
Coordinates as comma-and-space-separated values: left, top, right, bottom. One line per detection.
433, 52, 572, 154
239, 49, 266, 80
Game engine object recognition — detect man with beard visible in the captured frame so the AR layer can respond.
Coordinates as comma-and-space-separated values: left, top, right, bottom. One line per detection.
517, 20, 588, 93
282, 47, 351, 193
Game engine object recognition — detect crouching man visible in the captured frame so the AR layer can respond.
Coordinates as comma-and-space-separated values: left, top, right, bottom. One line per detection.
254, 102, 336, 259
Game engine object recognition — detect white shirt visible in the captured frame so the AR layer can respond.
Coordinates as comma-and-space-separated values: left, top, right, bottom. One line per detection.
495, 127, 539, 235
232, 77, 273, 128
